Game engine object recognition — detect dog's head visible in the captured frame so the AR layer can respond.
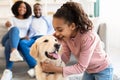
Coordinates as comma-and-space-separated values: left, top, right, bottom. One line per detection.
30, 35, 61, 61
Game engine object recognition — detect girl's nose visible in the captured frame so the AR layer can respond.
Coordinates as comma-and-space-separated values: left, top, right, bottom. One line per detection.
53, 32, 58, 37
53, 32, 60, 39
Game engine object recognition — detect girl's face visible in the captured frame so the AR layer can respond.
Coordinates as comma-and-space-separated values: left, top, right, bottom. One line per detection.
18, 3, 27, 16
53, 17, 77, 41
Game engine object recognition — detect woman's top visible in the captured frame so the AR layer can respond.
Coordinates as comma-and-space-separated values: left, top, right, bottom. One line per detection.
8, 16, 32, 38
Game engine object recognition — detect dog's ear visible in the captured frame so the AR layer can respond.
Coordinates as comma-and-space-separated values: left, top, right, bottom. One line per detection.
30, 41, 39, 59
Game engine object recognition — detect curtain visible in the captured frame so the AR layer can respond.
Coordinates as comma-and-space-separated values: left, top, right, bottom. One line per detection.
94, 0, 99, 17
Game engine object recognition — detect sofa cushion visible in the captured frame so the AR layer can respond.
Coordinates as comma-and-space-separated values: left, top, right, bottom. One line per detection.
0, 19, 7, 58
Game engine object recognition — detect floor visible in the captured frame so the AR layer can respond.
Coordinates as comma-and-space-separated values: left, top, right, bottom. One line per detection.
0, 48, 120, 80
109, 48, 120, 80
0, 54, 82, 80
0, 60, 36, 80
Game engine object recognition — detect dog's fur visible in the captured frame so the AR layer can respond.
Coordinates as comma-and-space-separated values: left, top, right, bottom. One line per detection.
30, 35, 65, 80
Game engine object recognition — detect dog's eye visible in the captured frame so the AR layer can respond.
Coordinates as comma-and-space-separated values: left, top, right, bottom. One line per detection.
44, 39, 48, 42
55, 39, 57, 41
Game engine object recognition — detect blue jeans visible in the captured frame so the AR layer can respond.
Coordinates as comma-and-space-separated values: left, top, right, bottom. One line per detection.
19, 35, 42, 68
1, 27, 20, 70
82, 64, 113, 80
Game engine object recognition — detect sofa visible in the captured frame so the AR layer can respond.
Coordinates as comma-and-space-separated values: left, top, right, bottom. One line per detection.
0, 19, 7, 59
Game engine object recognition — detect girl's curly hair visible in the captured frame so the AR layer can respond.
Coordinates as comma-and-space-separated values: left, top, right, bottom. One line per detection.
53, 2, 93, 34
11, 1, 32, 19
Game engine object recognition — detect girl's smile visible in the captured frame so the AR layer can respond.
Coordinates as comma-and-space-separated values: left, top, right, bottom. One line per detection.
53, 17, 77, 41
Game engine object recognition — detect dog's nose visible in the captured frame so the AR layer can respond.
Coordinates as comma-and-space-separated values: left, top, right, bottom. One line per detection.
54, 44, 60, 50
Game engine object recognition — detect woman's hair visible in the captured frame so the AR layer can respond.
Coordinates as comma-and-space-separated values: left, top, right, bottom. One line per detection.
11, 1, 32, 19
53, 2, 93, 34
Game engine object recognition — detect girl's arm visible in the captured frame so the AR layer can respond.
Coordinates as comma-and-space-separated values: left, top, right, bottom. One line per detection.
60, 41, 71, 64
63, 33, 98, 77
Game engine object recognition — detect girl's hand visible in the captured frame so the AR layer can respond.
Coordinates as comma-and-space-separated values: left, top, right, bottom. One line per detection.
5, 21, 11, 28
41, 61, 56, 73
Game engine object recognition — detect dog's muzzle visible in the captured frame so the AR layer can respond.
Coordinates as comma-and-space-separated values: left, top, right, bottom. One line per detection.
45, 51, 59, 60
54, 44, 60, 52
45, 43, 60, 60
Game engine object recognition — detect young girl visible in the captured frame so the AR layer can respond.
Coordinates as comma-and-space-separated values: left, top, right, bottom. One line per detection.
41, 2, 113, 80
1, 1, 35, 80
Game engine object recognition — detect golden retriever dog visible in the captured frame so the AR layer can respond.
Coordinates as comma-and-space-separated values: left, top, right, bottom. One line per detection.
30, 35, 66, 80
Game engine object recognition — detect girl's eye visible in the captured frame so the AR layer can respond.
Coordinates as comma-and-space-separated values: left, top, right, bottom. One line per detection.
58, 29, 63, 32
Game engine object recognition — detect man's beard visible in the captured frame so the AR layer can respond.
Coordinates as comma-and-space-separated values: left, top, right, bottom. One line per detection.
35, 14, 42, 18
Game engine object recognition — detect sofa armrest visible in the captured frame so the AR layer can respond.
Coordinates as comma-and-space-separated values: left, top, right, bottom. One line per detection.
0, 20, 7, 58
97, 23, 108, 52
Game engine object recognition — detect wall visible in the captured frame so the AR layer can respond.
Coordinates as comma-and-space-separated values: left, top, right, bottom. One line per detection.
0, 0, 13, 19
0, 0, 95, 18
100, 0, 120, 50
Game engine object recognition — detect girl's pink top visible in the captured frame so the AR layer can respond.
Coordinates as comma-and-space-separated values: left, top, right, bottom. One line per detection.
61, 31, 110, 77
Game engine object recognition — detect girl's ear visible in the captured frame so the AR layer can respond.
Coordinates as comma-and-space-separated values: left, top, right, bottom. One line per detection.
70, 23, 76, 30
